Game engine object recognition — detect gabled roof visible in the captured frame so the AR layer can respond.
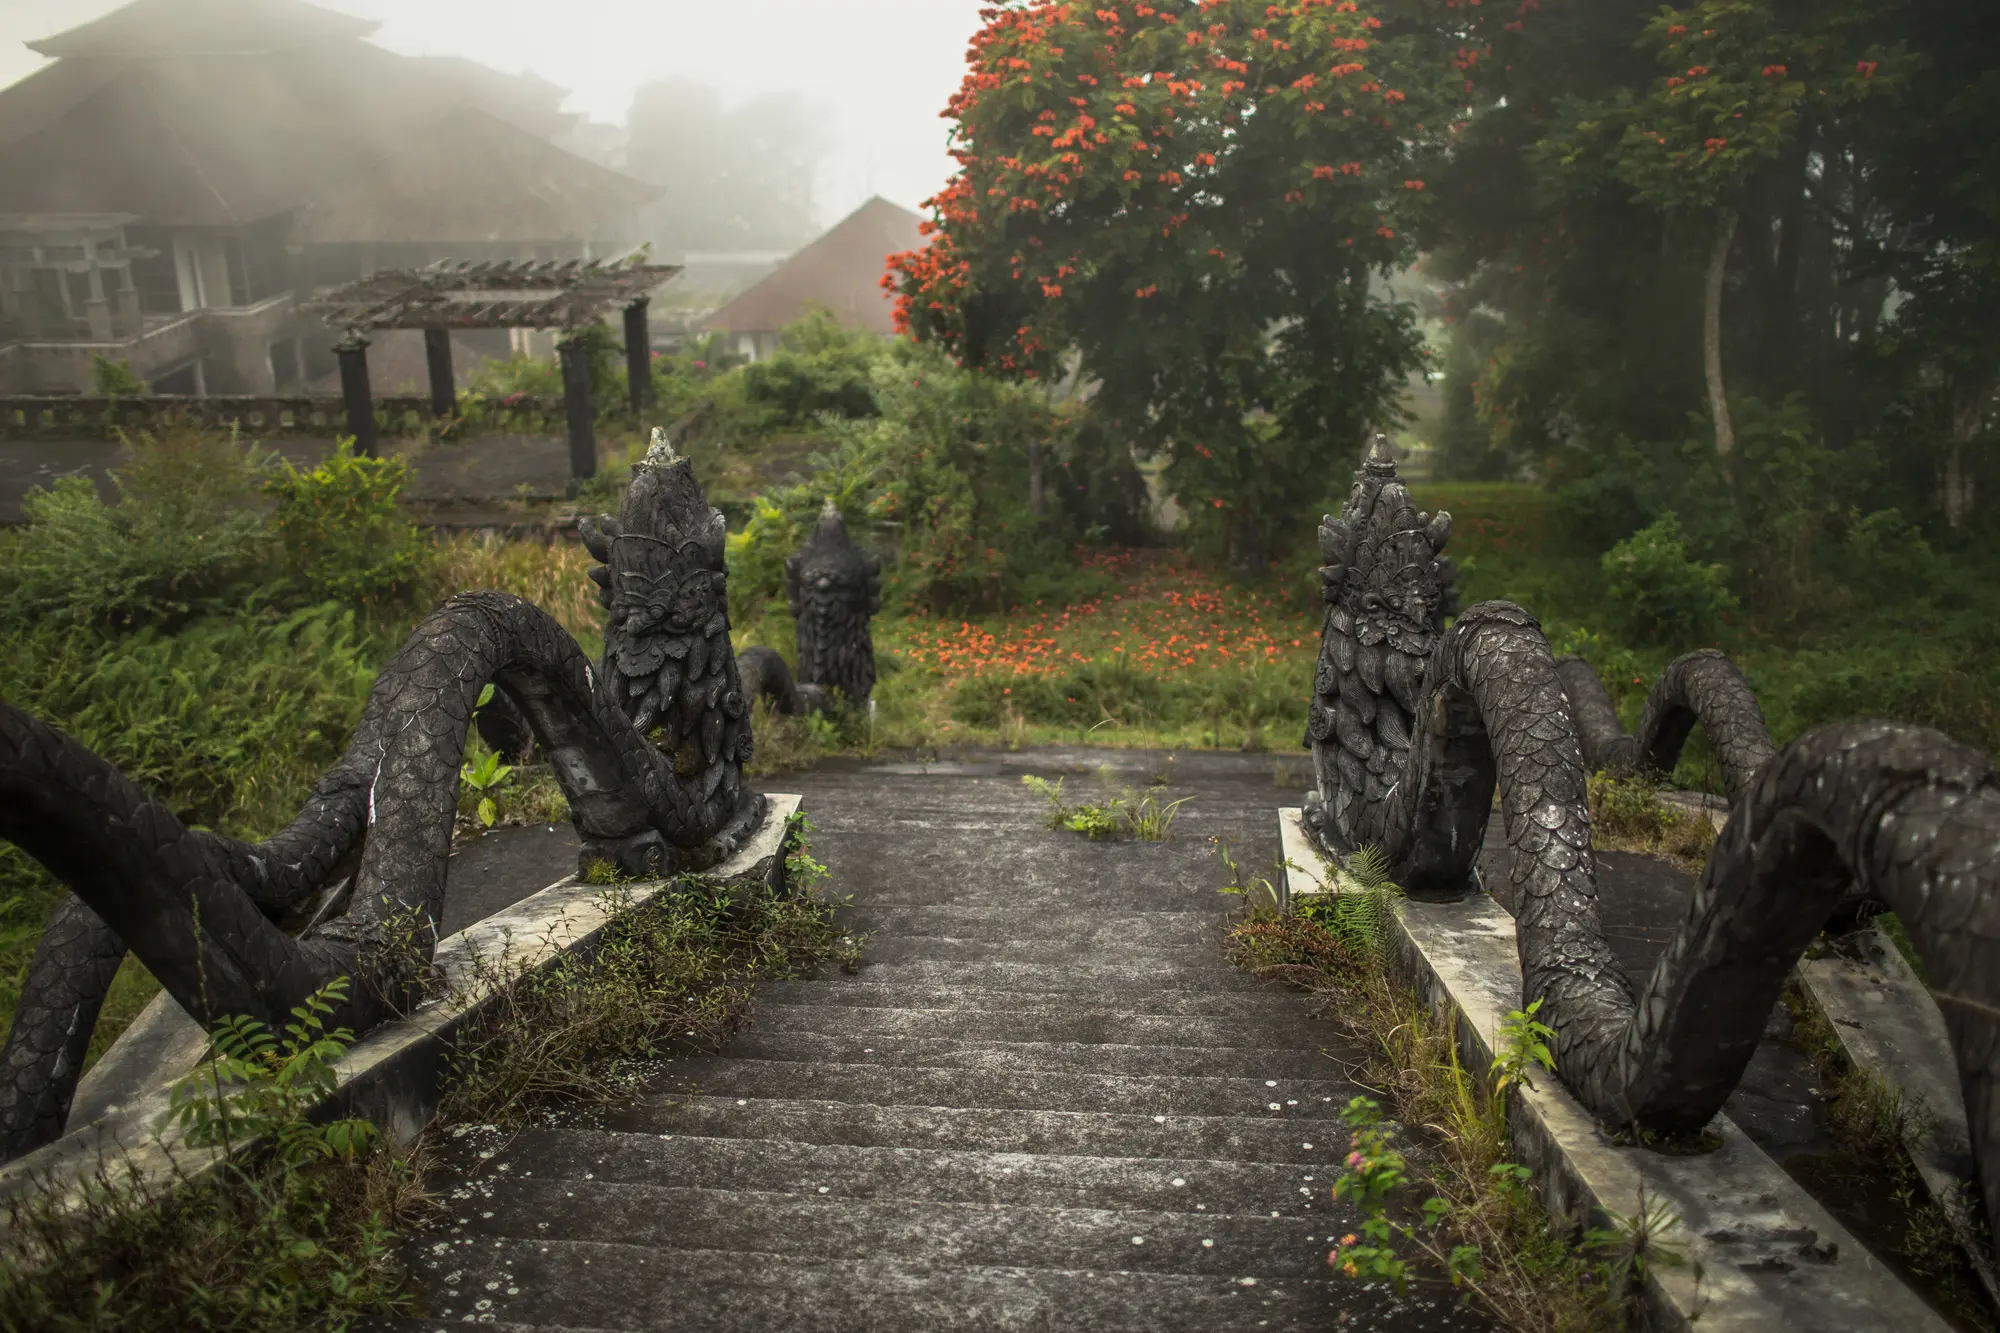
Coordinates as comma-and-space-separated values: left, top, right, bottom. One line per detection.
27, 0, 377, 58
704, 197, 924, 336
0, 5, 656, 242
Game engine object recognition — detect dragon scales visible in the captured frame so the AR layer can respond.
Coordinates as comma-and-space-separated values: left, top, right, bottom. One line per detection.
1303, 437, 2000, 1241
0, 429, 765, 1161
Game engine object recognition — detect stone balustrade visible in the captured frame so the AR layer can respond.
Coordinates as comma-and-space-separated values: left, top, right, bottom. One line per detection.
0, 393, 568, 440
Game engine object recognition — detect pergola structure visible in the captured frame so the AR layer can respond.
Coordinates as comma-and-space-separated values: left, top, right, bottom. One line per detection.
305, 256, 682, 478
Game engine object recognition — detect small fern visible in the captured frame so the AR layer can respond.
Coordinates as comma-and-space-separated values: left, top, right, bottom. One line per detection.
1296, 846, 1402, 960
161, 977, 376, 1170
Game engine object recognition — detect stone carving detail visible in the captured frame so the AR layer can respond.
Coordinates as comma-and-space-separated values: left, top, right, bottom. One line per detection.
0, 429, 765, 1162
1303, 435, 1455, 858
785, 501, 883, 707
581, 429, 761, 868
1300, 439, 2000, 1245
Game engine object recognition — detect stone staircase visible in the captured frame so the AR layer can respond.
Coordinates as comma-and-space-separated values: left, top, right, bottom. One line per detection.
400, 753, 1485, 1332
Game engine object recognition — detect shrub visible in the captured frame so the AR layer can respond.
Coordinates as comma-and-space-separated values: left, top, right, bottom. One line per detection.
738, 308, 885, 424
90, 354, 146, 398
0, 428, 272, 628
1843, 507, 1938, 588
266, 440, 429, 606
1599, 513, 1736, 645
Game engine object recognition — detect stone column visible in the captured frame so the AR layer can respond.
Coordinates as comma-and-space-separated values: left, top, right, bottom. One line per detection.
83, 261, 112, 341
335, 332, 376, 456
623, 297, 651, 417
558, 331, 596, 481
423, 327, 455, 417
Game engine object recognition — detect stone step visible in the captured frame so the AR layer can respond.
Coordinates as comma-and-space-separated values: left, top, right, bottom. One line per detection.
438, 1179, 1349, 1279
843, 906, 1225, 945
471, 1128, 1348, 1217
761, 978, 1312, 1019
751, 1002, 1331, 1051
603, 1096, 1348, 1165
849, 929, 1241, 970
650, 1057, 1352, 1120
402, 1239, 1433, 1333
722, 1031, 1342, 1080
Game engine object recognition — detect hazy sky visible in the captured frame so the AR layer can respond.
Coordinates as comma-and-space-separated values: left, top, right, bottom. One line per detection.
0, 0, 987, 226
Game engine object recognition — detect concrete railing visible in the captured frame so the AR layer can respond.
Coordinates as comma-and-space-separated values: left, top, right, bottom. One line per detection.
0, 393, 569, 441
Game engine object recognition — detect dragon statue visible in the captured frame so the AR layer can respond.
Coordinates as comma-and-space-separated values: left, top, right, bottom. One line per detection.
0, 429, 766, 1161
1303, 435, 2000, 1242
786, 500, 885, 709
733, 500, 885, 719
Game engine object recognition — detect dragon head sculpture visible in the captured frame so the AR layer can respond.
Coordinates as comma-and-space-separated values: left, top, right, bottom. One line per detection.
581, 429, 757, 854
1303, 435, 1454, 852
785, 500, 884, 707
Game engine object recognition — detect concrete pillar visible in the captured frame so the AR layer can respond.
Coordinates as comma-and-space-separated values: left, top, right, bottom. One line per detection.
335, 332, 376, 456
558, 331, 596, 481
623, 298, 651, 417
113, 270, 142, 337
423, 327, 455, 417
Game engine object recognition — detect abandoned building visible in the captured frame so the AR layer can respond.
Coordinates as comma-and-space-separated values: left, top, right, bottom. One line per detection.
0, 0, 658, 397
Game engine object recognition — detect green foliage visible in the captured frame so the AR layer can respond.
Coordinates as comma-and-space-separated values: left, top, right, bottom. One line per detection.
0, 428, 420, 1051
1599, 514, 1736, 643
265, 439, 429, 605
0, 979, 420, 1331
1293, 846, 1403, 962
458, 747, 516, 830
951, 659, 1304, 736
738, 308, 885, 424
727, 338, 1099, 620
163, 978, 376, 1168
1021, 774, 1189, 842
1492, 999, 1558, 1105
0, 428, 272, 629
90, 355, 147, 398
441, 868, 842, 1125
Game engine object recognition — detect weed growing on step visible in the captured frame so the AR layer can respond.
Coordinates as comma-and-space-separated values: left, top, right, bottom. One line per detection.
441, 818, 843, 1125
0, 978, 435, 1331
1022, 774, 1191, 841
1226, 850, 1628, 1332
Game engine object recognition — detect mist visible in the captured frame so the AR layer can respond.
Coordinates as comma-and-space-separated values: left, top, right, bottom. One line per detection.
0, 0, 986, 228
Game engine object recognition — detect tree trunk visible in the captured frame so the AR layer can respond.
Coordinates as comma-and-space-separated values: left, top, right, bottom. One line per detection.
1945, 376, 1989, 531
1705, 209, 1739, 458
1027, 435, 1045, 519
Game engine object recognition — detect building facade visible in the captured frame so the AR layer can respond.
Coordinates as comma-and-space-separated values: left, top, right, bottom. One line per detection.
0, 0, 658, 396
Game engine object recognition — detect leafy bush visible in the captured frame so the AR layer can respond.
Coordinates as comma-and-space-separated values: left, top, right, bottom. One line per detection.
738, 308, 884, 424
1843, 507, 1938, 588
90, 355, 146, 398
726, 341, 1075, 619
266, 440, 429, 605
1599, 513, 1736, 644
0, 428, 272, 628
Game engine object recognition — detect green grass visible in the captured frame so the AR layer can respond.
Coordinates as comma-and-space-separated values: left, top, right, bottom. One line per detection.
1414, 482, 2000, 776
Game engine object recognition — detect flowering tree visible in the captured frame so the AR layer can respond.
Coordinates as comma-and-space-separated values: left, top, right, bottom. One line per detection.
888, 0, 1485, 563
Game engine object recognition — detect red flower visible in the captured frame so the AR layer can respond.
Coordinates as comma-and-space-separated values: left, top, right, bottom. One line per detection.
1761, 64, 1787, 77
1856, 60, 1878, 78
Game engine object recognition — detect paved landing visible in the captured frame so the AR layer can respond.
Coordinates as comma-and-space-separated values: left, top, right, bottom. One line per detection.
398, 750, 1487, 1333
